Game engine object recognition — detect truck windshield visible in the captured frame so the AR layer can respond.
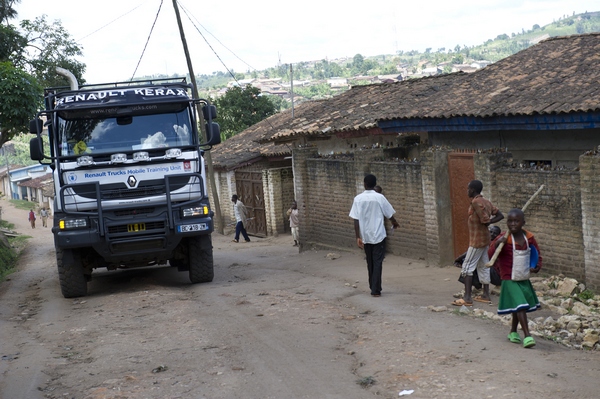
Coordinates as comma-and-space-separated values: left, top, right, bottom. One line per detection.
57, 109, 195, 156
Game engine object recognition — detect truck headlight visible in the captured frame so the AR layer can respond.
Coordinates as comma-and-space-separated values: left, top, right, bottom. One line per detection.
182, 206, 208, 217
111, 153, 128, 163
77, 155, 94, 166
59, 218, 88, 229
133, 151, 150, 161
165, 148, 182, 158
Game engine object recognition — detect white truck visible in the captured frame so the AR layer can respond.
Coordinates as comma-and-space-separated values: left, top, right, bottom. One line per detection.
29, 76, 221, 298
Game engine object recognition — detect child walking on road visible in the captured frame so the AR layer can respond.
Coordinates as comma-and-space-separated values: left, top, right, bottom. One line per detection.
488, 208, 541, 348
28, 209, 36, 229
286, 200, 299, 246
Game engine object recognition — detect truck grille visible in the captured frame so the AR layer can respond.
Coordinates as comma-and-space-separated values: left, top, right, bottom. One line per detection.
114, 208, 155, 217
69, 176, 191, 200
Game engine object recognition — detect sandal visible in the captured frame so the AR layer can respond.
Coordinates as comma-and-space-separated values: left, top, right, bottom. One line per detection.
451, 299, 473, 307
474, 295, 492, 304
523, 336, 536, 348
507, 332, 521, 344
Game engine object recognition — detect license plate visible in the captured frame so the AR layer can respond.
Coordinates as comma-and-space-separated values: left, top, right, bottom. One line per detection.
128, 223, 146, 232
178, 223, 208, 232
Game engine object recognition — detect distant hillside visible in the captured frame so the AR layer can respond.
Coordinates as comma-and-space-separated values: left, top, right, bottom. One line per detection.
141, 11, 600, 100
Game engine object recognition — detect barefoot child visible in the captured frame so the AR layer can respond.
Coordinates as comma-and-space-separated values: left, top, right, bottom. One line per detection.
489, 208, 541, 348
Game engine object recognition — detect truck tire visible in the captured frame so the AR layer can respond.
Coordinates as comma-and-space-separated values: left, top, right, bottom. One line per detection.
56, 248, 88, 298
188, 235, 214, 283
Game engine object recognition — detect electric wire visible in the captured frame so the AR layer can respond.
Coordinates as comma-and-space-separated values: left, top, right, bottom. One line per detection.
76, 1, 148, 42
129, 0, 164, 81
177, 1, 257, 72
176, 1, 297, 138
176, 1, 240, 85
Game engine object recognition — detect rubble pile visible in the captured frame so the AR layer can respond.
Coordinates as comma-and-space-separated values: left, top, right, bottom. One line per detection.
442, 275, 599, 350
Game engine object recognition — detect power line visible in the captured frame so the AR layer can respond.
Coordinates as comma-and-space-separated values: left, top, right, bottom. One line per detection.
177, 1, 257, 72
177, 1, 246, 85
76, 1, 148, 42
130, 0, 164, 81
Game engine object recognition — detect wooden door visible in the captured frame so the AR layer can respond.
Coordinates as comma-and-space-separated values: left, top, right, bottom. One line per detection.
448, 152, 475, 258
235, 171, 267, 237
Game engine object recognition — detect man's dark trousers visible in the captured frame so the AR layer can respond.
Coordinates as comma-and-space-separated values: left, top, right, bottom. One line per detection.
235, 221, 250, 242
364, 240, 385, 295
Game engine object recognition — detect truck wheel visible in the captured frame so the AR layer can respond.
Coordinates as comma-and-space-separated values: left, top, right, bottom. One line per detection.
188, 235, 214, 283
56, 248, 88, 298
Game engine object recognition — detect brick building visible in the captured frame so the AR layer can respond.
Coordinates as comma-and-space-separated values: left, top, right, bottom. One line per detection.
245, 33, 600, 291
210, 112, 293, 238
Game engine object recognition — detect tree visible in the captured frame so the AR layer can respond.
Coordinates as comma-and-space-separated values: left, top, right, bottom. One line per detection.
18, 16, 86, 87
0, 8, 85, 147
0, 61, 42, 147
214, 85, 277, 141
0, 0, 20, 24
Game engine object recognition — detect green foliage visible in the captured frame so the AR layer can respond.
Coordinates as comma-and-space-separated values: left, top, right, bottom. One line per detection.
0, 61, 42, 146
294, 83, 334, 100
0, 240, 16, 280
214, 85, 278, 140
578, 289, 595, 301
18, 16, 86, 87
0, 216, 17, 280
0, 23, 25, 62
4, 132, 47, 167
0, 220, 15, 230
266, 94, 290, 111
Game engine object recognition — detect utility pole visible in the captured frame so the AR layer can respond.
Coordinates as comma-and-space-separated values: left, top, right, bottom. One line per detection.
290, 64, 294, 118
2, 147, 11, 199
172, 0, 224, 234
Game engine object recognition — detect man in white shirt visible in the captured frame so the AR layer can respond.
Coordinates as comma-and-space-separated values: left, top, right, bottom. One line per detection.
231, 194, 251, 243
349, 174, 399, 297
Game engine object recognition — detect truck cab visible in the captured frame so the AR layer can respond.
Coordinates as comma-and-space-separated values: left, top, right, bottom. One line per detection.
30, 78, 220, 298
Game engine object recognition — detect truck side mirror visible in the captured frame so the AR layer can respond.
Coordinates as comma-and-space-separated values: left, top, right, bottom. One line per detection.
202, 105, 217, 121
204, 122, 221, 146
30, 118, 43, 134
30, 137, 44, 161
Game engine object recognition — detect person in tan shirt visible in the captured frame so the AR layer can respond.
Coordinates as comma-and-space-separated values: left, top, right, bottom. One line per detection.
452, 180, 503, 307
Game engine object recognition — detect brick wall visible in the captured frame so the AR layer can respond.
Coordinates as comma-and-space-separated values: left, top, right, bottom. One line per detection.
579, 154, 600, 291
494, 168, 585, 281
369, 161, 427, 258
305, 158, 357, 249
300, 152, 428, 259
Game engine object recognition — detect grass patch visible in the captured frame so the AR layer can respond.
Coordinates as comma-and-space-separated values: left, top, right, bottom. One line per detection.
356, 376, 376, 388
0, 220, 15, 230
9, 199, 36, 211
0, 218, 31, 281
0, 241, 17, 282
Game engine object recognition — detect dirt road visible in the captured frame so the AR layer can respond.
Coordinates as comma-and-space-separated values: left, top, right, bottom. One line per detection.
0, 197, 599, 399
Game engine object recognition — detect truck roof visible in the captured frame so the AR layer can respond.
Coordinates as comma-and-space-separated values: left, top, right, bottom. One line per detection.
47, 79, 193, 111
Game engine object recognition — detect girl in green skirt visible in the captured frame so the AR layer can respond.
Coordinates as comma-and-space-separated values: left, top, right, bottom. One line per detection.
488, 209, 541, 348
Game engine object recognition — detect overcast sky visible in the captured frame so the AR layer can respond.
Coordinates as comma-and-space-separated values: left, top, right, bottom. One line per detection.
15, 0, 599, 83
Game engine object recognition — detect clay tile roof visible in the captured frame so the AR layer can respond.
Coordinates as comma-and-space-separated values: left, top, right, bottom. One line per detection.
260, 33, 600, 143
211, 107, 302, 170
17, 173, 53, 189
